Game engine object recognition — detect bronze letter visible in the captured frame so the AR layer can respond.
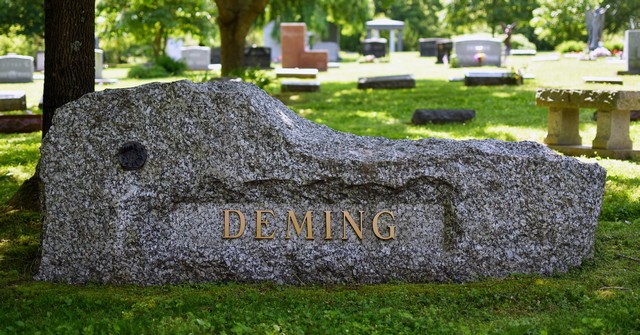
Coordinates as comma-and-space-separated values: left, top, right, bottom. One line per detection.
255, 210, 276, 239
324, 211, 332, 240
223, 210, 246, 239
286, 211, 314, 240
372, 211, 396, 240
342, 210, 364, 240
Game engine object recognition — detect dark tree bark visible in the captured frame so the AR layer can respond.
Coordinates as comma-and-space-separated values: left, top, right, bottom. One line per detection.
43, 0, 95, 136
215, 0, 269, 76
7, 0, 94, 211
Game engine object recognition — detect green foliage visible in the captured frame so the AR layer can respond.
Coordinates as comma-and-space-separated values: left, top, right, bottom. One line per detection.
2, 54, 640, 334
508, 33, 536, 50
373, 0, 445, 51
97, 0, 217, 58
228, 67, 276, 91
259, 0, 373, 51
0, 28, 43, 56
127, 56, 187, 79
155, 55, 187, 75
0, 0, 44, 38
127, 64, 171, 79
555, 40, 587, 53
604, 40, 624, 53
530, 0, 599, 48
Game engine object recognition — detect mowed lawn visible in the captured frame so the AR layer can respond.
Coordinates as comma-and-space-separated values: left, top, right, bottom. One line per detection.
0, 52, 639, 334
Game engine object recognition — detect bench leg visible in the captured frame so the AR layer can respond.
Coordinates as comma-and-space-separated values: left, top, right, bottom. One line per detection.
592, 109, 633, 150
544, 107, 582, 146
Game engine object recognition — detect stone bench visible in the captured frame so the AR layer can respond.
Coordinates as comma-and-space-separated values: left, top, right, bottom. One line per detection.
281, 80, 320, 92
275, 68, 318, 79
0, 90, 27, 111
536, 89, 640, 159
357, 75, 415, 90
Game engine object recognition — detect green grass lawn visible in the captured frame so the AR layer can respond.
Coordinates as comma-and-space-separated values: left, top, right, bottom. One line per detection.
1, 52, 639, 334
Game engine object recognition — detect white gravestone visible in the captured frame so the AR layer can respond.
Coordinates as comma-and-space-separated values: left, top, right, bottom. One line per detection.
0, 54, 34, 83
36, 51, 45, 72
95, 49, 104, 79
166, 38, 183, 61
453, 37, 502, 67
181, 46, 210, 70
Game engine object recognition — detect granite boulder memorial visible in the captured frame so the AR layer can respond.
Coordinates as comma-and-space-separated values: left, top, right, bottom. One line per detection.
37, 81, 606, 285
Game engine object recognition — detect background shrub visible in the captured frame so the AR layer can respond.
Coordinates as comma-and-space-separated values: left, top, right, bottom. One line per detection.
555, 40, 587, 53
155, 55, 187, 75
127, 64, 170, 79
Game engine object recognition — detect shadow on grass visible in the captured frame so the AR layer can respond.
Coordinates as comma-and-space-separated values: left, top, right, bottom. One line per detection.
277, 79, 549, 141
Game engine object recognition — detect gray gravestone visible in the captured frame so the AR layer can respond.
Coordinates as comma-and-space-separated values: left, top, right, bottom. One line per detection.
0, 54, 34, 83
453, 37, 502, 67
181, 46, 211, 70
263, 21, 282, 62
419, 38, 445, 57
625, 30, 640, 74
0, 90, 27, 111
412, 109, 475, 124
281, 80, 320, 92
312, 42, 340, 62
357, 75, 415, 89
37, 81, 606, 285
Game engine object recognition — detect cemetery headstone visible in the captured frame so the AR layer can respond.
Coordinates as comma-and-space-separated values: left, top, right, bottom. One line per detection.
453, 37, 502, 67
210, 47, 221, 64
35, 51, 45, 72
361, 38, 387, 58
95, 49, 104, 79
312, 42, 340, 62
281, 23, 328, 71
181, 46, 211, 71
357, 75, 415, 89
625, 30, 640, 74
36, 81, 606, 285
419, 38, 445, 57
166, 38, 183, 61
243, 46, 271, 69
0, 90, 27, 111
464, 71, 523, 86
412, 109, 475, 124
0, 54, 34, 83
436, 39, 453, 64
281, 80, 320, 92
263, 21, 282, 62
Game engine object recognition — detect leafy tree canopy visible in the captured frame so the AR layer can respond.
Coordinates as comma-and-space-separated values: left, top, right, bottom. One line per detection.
0, 0, 44, 38
97, 0, 217, 58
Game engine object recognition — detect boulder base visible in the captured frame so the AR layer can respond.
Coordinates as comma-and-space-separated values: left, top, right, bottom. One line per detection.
37, 81, 606, 285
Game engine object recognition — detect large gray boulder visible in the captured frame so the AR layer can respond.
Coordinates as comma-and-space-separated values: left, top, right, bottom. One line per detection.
37, 81, 606, 285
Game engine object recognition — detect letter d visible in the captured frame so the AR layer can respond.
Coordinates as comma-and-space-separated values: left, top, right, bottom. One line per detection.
223, 210, 246, 239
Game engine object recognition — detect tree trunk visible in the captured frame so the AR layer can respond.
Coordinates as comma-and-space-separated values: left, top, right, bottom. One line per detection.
43, 0, 95, 136
7, 0, 95, 211
215, 0, 269, 76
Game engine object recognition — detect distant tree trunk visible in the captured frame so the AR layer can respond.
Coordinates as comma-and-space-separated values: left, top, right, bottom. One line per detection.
215, 0, 269, 76
7, 0, 94, 211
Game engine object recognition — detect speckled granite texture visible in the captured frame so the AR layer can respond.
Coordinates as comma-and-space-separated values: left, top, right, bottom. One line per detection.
37, 81, 606, 285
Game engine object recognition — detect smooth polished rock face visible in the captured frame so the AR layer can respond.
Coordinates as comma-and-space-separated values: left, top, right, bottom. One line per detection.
37, 81, 606, 285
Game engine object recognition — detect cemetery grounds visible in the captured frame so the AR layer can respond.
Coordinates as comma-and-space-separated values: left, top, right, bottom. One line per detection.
0, 52, 639, 334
